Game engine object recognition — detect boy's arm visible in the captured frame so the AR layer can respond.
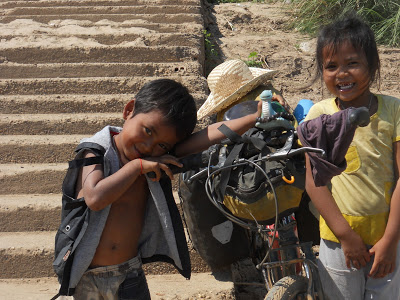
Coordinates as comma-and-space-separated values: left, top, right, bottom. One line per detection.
76, 151, 181, 211
368, 141, 400, 278
305, 154, 370, 269
174, 102, 261, 158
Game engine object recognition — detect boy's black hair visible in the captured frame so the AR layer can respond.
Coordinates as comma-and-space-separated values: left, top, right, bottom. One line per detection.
315, 14, 381, 86
132, 79, 197, 140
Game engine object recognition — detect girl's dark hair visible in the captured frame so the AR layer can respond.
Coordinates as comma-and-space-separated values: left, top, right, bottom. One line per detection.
132, 79, 197, 140
315, 15, 380, 86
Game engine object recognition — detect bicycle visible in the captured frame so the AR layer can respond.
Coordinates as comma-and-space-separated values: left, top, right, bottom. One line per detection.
179, 130, 326, 300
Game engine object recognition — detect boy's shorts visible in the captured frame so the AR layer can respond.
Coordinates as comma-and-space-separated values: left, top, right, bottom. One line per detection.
73, 255, 150, 300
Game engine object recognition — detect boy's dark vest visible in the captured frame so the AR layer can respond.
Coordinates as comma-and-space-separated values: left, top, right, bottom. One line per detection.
52, 141, 190, 299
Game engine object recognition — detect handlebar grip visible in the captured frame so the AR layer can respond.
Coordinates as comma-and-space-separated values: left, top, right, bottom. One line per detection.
348, 107, 370, 127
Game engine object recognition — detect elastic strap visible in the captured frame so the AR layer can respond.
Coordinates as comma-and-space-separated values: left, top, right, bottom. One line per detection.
68, 156, 103, 169
139, 158, 143, 175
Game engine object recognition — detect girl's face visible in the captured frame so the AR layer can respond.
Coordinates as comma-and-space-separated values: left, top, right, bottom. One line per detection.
322, 41, 371, 106
115, 100, 179, 165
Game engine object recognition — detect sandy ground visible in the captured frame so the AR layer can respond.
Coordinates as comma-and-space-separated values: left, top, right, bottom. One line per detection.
204, 1, 400, 108
0, 273, 235, 300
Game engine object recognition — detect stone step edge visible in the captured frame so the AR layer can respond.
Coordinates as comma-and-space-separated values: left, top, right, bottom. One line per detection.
0, 194, 61, 210
0, 112, 121, 122
0, 93, 207, 114
0, 0, 200, 8
0, 19, 203, 30
0, 13, 203, 24
0, 76, 206, 95
0, 92, 206, 102
0, 62, 204, 79
0, 34, 201, 49
4, 4, 200, 14
0, 191, 181, 210
0, 231, 55, 253
0, 135, 87, 145
0, 163, 68, 178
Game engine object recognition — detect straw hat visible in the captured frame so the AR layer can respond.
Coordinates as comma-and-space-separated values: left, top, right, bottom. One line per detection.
197, 59, 277, 119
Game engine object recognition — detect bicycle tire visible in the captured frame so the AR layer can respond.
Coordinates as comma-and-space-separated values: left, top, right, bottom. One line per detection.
264, 275, 308, 300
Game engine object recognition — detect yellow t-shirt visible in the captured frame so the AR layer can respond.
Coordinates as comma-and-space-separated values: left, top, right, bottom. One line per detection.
305, 94, 400, 245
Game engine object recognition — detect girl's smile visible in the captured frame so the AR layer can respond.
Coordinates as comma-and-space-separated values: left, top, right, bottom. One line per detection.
322, 41, 372, 108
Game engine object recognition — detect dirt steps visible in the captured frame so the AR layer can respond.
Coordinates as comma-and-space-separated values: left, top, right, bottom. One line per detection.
0, 0, 210, 289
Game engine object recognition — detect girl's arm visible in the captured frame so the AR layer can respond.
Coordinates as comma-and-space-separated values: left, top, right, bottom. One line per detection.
305, 154, 370, 269
368, 141, 400, 278
174, 102, 262, 158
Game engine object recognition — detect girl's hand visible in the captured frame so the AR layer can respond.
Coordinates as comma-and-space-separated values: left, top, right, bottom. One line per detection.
140, 155, 182, 181
368, 237, 397, 278
340, 230, 370, 269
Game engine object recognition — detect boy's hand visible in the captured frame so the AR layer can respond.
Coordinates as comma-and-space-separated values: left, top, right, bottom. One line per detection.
368, 237, 397, 278
271, 94, 290, 112
256, 101, 262, 118
140, 155, 182, 181
340, 230, 370, 269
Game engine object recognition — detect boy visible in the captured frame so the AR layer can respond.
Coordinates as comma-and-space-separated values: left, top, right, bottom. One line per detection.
63, 79, 261, 299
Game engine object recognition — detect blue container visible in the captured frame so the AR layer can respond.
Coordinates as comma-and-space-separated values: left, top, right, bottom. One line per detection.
293, 99, 314, 124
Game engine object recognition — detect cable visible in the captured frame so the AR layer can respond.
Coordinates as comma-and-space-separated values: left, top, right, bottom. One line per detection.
203, 157, 280, 258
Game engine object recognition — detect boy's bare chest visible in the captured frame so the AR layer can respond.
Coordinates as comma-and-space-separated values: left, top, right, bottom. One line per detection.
108, 176, 149, 224
93, 176, 149, 264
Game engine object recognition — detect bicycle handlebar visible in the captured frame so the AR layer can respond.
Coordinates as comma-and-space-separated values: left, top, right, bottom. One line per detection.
146, 146, 219, 179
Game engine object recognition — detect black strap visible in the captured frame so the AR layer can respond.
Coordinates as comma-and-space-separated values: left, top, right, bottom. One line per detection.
218, 143, 244, 202
218, 124, 243, 144
68, 156, 103, 169
218, 124, 266, 151
75, 142, 105, 154
57, 253, 75, 297
50, 293, 60, 300
216, 125, 244, 202
64, 197, 86, 210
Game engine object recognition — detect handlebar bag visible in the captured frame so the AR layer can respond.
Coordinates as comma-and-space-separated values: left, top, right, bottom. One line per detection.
215, 125, 305, 224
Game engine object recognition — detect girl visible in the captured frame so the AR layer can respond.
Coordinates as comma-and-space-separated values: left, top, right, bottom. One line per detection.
304, 16, 400, 299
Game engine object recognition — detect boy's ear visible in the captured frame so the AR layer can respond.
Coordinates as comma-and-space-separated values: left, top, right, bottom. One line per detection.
123, 99, 135, 120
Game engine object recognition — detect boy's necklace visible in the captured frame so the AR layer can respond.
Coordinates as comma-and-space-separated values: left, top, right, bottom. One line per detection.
337, 94, 373, 111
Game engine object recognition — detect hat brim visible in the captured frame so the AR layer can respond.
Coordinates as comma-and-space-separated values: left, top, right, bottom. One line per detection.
197, 68, 277, 119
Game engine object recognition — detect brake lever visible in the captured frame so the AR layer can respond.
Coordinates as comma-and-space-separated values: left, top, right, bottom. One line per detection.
263, 147, 326, 161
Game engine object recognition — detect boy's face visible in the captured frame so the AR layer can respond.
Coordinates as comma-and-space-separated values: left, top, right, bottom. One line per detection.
322, 41, 371, 105
115, 100, 180, 165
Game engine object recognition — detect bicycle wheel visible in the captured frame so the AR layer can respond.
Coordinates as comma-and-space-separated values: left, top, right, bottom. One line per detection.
264, 275, 308, 300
